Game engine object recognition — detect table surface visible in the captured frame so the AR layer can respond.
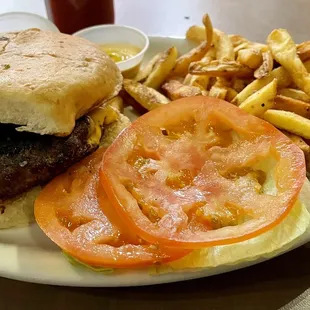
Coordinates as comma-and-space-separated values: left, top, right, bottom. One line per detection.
1, 1, 310, 309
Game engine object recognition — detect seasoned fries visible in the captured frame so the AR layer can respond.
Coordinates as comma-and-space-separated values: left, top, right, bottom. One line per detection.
278, 88, 310, 102
239, 79, 277, 116
226, 88, 238, 101
264, 110, 310, 139
254, 51, 273, 79
184, 47, 216, 87
213, 29, 234, 61
209, 85, 227, 99
120, 89, 148, 115
170, 41, 208, 77
208, 78, 229, 99
134, 52, 163, 83
232, 67, 291, 105
232, 78, 250, 93
237, 48, 262, 69
203, 14, 214, 51
304, 59, 310, 72
186, 14, 213, 46
274, 95, 310, 119
162, 80, 206, 100
189, 60, 253, 77
123, 79, 169, 111
171, 14, 214, 78
184, 74, 210, 90
126, 13, 310, 170
297, 41, 310, 62
228, 34, 249, 47
143, 46, 178, 89
268, 29, 310, 96
234, 42, 249, 55
186, 26, 205, 43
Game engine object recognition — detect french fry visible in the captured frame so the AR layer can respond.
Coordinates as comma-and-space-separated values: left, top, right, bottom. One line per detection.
278, 88, 310, 103
135, 52, 163, 83
228, 34, 249, 47
143, 46, 178, 89
267, 29, 310, 96
170, 41, 208, 77
184, 47, 216, 90
282, 131, 310, 157
216, 77, 231, 87
232, 78, 249, 93
209, 77, 231, 99
183, 74, 193, 85
120, 89, 148, 115
234, 42, 268, 55
203, 14, 214, 51
185, 14, 214, 46
184, 74, 210, 90
225, 88, 238, 102
232, 67, 292, 105
264, 110, 310, 139
123, 79, 170, 111
237, 48, 263, 69
239, 79, 277, 116
162, 80, 206, 100
234, 42, 249, 54
207, 77, 217, 90
186, 26, 205, 43
297, 41, 310, 62
213, 29, 234, 61
304, 59, 310, 72
208, 77, 230, 99
209, 85, 227, 99
254, 51, 273, 79
189, 60, 253, 77
274, 95, 310, 118
249, 42, 269, 52
172, 14, 213, 78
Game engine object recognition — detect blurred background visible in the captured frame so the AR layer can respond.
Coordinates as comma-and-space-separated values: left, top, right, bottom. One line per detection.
1, 0, 309, 42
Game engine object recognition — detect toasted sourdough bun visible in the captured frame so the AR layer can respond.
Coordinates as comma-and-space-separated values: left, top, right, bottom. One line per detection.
0, 114, 131, 229
0, 28, 123, 136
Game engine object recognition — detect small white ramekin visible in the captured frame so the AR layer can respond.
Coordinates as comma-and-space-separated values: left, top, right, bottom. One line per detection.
73, 24, 149, 77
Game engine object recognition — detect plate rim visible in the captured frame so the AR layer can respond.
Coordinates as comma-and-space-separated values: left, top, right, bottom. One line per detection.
0, 35, 308, 287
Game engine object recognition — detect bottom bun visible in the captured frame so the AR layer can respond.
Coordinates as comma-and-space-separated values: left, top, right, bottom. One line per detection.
100, 113, 131, 148
0, 186, 42, 229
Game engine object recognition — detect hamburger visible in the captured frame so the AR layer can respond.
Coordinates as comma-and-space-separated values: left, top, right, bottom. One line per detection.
0, 28, 129, 229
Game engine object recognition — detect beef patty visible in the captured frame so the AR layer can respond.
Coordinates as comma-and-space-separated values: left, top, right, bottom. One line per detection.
0, 117, 99, 202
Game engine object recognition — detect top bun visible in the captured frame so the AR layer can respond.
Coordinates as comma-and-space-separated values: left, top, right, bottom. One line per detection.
0, 28, 123, 136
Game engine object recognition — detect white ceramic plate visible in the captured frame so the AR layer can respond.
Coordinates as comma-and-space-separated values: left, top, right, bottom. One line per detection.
0, 36, 309, 287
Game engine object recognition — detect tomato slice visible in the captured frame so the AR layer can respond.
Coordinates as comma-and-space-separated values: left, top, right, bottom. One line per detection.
100, 96, 306, 249
34, 148, 188, 268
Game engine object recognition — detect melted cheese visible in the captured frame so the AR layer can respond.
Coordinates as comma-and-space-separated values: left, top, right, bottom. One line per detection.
86, 96, 123, 145
87, 116, 103, 146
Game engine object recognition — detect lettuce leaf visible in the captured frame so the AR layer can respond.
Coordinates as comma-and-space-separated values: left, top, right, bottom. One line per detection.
150, 184, 310, 275
63, 252, 114, 274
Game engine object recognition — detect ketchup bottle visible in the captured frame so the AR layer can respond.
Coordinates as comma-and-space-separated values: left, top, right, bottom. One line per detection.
45, 0, 115, 34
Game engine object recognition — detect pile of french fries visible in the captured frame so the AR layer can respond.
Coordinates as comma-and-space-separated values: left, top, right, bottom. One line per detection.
120, 14, 310, 171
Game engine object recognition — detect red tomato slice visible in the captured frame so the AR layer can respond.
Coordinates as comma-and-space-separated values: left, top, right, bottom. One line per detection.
100, 96, 306, 249
34, 148, 188, 268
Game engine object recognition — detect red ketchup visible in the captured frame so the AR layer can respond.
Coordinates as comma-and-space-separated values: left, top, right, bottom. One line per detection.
45, 0, 115, 34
